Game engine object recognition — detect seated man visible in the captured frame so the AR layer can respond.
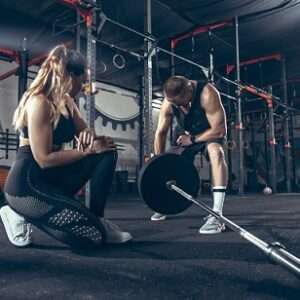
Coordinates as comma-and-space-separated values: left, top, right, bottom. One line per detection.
151, 75, 228, 234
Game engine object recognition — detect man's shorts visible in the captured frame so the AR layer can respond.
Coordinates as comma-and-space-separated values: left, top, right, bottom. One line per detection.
168, 137, 227, 163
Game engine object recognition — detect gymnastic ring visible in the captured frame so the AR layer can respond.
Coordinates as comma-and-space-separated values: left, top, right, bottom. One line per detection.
97, 61, 107, 74
227, 140, 236, 150
113, 54, 126, 69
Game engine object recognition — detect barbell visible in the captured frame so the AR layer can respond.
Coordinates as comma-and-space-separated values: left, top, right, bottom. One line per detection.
138, 152, 300, 278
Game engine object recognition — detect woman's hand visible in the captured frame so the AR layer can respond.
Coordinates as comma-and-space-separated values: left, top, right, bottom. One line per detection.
92, 136, 116, 153
75, 133, 116, 154
75, 128, 95, 151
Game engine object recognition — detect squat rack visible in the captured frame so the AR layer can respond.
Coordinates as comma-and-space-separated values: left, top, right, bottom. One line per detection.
58, 0, 300, 194
95, 6, 299, 195
3, 0, 296, 195
168, 16, 298, 194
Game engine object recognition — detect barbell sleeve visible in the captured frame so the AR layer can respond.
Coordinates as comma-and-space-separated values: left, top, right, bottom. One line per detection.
168, 182, 300, 277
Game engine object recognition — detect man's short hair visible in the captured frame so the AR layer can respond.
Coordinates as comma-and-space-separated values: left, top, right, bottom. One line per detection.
163, 76, 189, 99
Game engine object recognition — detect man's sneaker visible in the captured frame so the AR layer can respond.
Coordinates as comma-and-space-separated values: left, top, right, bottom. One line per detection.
199, 215, 225, 234
150, 212, 167, 221
101, 218, 132, 244
0, 205, 32, 247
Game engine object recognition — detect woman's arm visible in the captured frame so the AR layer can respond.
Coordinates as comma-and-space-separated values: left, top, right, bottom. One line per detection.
27, 95, 91, 169
65, 94, 88, 135
66, 94, 96, 149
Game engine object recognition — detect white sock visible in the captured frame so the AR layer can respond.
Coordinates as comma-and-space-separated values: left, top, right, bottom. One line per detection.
212, 186, 226, 215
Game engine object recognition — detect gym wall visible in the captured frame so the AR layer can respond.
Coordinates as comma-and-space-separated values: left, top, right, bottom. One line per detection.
78, 82, 146, 179
0, 61, 18, 166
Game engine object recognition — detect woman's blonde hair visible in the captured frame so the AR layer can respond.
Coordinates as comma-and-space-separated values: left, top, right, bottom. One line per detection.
13, 44, 86, 130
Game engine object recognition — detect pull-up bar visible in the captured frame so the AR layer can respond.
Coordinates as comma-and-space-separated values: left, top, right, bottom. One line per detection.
0, 48, 18, 62
0, 41, 72, 81
226, 53, 282, 75
170, 20, 233, 49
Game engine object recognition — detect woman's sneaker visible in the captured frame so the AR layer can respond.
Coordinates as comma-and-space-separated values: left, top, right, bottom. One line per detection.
150, 213, 167, 221
0, 205, 32, 247
101, 218, 132, 244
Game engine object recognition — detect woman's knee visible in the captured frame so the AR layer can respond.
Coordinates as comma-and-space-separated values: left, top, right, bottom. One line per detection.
106, 150, 118, 163
96, 150, 118, 168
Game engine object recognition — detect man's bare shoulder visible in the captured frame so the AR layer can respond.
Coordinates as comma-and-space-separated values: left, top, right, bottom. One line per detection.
201, 83, 221, 108
203, 82, 219, 97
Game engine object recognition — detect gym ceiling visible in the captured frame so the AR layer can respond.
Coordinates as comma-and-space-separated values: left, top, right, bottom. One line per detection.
0, 0, 299, 92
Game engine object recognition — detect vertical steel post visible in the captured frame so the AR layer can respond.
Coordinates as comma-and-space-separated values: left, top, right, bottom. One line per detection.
18, 37, 28, 102
208, 30, 214, 82
282, 55, 292, 192
235, 16, 244, 195
169, 44, 176, 145
85, 2, 97, 208
143, 0, 153, 159
226, 83, 233, 193
170, 44, 175, 76
290, 87, 296, 188
267, 86, 277, 193
139, 76, 145, 169
75, 9, 81, 52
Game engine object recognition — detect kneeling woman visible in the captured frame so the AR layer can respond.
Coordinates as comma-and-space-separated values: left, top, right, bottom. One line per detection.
1, 45, 132, 247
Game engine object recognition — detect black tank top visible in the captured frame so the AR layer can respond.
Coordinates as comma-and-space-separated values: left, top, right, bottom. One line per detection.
19, 106, 76, 146
172, 80, 210, 135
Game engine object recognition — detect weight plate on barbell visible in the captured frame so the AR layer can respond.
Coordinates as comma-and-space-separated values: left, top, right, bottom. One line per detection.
138, 153, 200, 215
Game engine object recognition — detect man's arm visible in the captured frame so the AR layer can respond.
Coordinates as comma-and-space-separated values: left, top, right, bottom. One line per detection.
193, 83, 227, 143
154, 100, 173, 155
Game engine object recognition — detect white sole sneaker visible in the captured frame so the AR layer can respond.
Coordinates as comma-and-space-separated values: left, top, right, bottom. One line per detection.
199, 226, 226, 234
150, 213, 167, 221
101, 218, 133, 244
198, 215, 226, 234
106, 231, 133, 244
199, 223, 226, 234
0, 205, 32, 247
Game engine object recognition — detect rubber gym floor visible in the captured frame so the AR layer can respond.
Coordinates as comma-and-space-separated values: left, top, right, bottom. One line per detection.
0, 193, 299, 300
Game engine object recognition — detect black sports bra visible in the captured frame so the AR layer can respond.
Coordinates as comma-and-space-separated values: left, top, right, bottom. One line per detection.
19, 106, 76, 146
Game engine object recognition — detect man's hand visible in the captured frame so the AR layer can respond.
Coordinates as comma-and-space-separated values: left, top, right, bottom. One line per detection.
176, 134, 193, 147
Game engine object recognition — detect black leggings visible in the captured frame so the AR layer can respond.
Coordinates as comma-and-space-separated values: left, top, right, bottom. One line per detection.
41, 150, 118, 217
4, 147, 118, 247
